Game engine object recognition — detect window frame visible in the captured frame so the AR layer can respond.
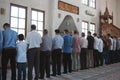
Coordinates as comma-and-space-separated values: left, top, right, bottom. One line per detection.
31, 8, 45, 36
82, 0, 96, 9
10, 3, 27, 36
89, 23, 96, 34
82, 21, 89, 36
89, 0, 96, 9
82, 0, 89, 6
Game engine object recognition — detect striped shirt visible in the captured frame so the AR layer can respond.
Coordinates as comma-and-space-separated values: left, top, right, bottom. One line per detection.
72, 34, 81, 53
52, 34, 64, 50
41, 34, 52, 51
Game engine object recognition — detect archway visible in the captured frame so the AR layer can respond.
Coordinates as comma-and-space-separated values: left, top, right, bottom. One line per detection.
58, 15, 77, 34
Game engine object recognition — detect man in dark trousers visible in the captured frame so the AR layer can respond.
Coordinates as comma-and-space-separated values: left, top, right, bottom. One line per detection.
39, 29, 52, 79
2, 23, 18, 80
62, 29, 72, 73
0, 29, 3, 80
52, 29, 64, 76
80, 32, 88, 70
87, 31, 94, 68
26, 25, 42, 80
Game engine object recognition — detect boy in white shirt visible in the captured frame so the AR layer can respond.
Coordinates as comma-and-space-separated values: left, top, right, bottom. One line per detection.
16, 34, 27, 80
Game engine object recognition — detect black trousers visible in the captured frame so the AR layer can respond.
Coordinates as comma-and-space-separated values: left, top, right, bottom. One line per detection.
39, 51, 50, 78
27, 48, 40, 80
62, 53, 72, 73
80, 48, 87, 69
109, 50, 114, 64
93, 49, 99, 67
2, 48, 16, 80
98, 52, 103, 66
52, 49, 62, 75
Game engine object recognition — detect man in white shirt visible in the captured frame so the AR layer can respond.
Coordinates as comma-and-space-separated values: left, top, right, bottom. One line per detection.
80, 32, 88, 70
107, 34, 114, 64
93, 33, 99, 67
98, 36, 104, 66
113, 36, 117, 63
26, 25, 42, 80
113, 36, 117, 51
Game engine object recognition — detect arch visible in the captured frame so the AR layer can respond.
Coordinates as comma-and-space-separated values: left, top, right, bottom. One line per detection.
58, 15, 77, 34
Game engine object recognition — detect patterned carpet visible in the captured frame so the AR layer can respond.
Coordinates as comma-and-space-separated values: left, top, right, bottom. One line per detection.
6, 63, 120, 80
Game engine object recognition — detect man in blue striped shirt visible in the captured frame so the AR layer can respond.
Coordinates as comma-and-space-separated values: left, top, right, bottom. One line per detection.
63, 29, 72, 74
2, 23, 18, 80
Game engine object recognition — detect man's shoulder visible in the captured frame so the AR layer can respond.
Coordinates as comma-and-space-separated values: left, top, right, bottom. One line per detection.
9, 29, 17, 35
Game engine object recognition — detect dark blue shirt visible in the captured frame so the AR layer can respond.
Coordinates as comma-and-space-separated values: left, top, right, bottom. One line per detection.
0, 30, 3, 53
3, 28, 18, 48
63, 34, 72, 53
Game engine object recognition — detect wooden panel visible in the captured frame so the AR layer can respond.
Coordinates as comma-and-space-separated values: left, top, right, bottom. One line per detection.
58, 1, 79, 15
101, 23, 120, 37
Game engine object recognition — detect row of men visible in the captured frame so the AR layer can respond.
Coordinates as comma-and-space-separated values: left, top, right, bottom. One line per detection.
1, 23, 120, 80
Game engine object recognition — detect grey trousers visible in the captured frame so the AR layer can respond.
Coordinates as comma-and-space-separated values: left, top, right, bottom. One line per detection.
27, 48, 40, 80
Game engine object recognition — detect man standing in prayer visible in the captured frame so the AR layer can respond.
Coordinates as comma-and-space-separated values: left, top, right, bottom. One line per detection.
39, 29, 52, 79
52, 29, 64, 76
26, 25, 42, 80
72, 30, 81, 71
2, 23, 18, 80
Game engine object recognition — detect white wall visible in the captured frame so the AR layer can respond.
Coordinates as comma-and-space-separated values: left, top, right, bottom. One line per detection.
50, 0, 118, 36
0, 0, 118, 36
116, 0, 120, 28
50, 0, 99, 36
0, 0, 50, 33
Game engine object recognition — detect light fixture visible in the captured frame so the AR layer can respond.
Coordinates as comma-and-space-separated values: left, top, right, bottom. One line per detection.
0, 8, 5, 15
58, 13, 61, 18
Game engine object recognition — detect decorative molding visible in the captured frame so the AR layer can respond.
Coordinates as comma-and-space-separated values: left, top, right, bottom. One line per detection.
85, 10, 95, 16
58, 1, 79, 15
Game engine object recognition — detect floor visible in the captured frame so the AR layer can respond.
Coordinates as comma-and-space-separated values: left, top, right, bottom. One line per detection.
4, 63, 120, 80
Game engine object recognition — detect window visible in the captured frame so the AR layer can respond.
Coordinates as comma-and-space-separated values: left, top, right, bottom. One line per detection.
82, 0, 96, 9
10, 4, 27, 36
90, 23, 96, 34
82, 0, 88, 5
89, 0, 96, 8
82, 21, 88, 36
31, 9, 45, 36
